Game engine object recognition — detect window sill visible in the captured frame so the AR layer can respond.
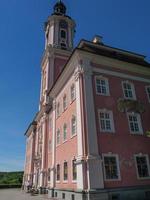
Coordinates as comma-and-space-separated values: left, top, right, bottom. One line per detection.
62, 140, 68, 144
137, 177, 150, 180
71, 133, 77, 139
96, 92, 110, 96
63, 180, 68, 183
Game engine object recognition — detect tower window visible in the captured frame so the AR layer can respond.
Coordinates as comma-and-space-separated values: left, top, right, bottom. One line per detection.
61, 29, 66, 39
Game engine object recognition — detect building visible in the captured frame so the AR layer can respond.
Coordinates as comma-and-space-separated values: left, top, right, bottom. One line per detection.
23, 1, 150, 200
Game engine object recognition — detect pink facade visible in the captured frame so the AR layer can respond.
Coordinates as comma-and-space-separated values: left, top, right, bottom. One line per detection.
24, 1, 150, 200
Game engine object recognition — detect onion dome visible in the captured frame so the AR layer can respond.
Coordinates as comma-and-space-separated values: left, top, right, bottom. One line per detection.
53, 0, 66, 15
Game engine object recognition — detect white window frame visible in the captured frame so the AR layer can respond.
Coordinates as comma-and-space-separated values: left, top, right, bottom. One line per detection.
98, 109, 115, 133
70, 84, 76, 102
127, 112, 143, 135
134, 154, 150, 180
95, 76, 110, 96
146, 86, 150, 103
63, 94, 67, 111
71, 115, 77, 137
102, 154, 121, 181
122, 80, 136, 100
56, 163, 61, 182
63, 123, 67, 142
56, 129, 61, 146
60, 28, 67, 49
63, 161, 68, 182
71, 158, 77, 182
56, 102, 60, 118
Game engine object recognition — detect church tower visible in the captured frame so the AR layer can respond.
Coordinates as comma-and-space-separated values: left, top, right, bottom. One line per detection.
40, 0, 76, 107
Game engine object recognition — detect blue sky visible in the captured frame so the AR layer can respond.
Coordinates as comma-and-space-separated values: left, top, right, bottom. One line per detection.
0, 0, 150, 172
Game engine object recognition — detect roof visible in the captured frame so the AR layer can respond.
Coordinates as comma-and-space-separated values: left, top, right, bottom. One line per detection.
78, 40, 150, 68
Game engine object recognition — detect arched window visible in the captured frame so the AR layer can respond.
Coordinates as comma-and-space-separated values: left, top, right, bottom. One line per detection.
56, 102, 60, 117
71, 115, 76, 136
63, 161, 68, 181
56, 164, 60, 181
72, 159, 77, 181
70, 84, 76, 102
61, 29, 66, 39
63, 124, 67, 141
56, 129, 60, 145
63, 94, 67, 111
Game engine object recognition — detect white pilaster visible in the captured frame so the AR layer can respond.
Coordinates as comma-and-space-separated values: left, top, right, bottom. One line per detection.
74, 67, 84, 190
82, 59, 104, 189
50, 100, 56, 188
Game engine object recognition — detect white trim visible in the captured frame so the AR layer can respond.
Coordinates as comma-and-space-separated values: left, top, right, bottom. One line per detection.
63, 94, 67, 112
145, 85, 150, 103
56, 163, 61, 182
102, 154, 121, 181
98, 109, 115, 133
93, 67, 150, 84
71, 115, 77, 137
122, 80, 136, 100
70, 83, 76, 103
95, 75, 110, 96
63, 123, 67, 142
56, 129, 61, 146
127, 112, 143, 135
71, 158, 77, 183
63, 161, 68, 182
134, 154, 150, 180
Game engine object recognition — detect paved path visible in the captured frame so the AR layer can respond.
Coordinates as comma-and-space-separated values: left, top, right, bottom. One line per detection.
0, 189, 53, 200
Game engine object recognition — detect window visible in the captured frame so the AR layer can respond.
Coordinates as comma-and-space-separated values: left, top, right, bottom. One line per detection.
72, 159, 77, 181
127, 113, 143, 134
57, 102, 60, 117
98, 109, 115, 133
95, 76, 109, 96
122, 81, 136, 100
103, 155, 120, 180
135, 155, 150, 179
146, 86, 150, 103
71, 115, 76, 136
63, 95, 67, 111
63, 161, 68, 181
63, 124, 67, 141
71, 84, 76, 102
56, 164, 60, 181
61, 29, 66, 39
56, 129, 61, 145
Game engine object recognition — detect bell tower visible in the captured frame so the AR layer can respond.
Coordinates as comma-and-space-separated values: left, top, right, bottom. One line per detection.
40, 1, 76, 107
45, 1, 75, 50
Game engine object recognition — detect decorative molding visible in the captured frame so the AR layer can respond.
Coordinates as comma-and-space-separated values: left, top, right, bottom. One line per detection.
117, 98, 145, 113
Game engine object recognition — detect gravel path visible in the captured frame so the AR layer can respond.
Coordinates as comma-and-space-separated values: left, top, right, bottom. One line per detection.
0, 189, 51, 200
